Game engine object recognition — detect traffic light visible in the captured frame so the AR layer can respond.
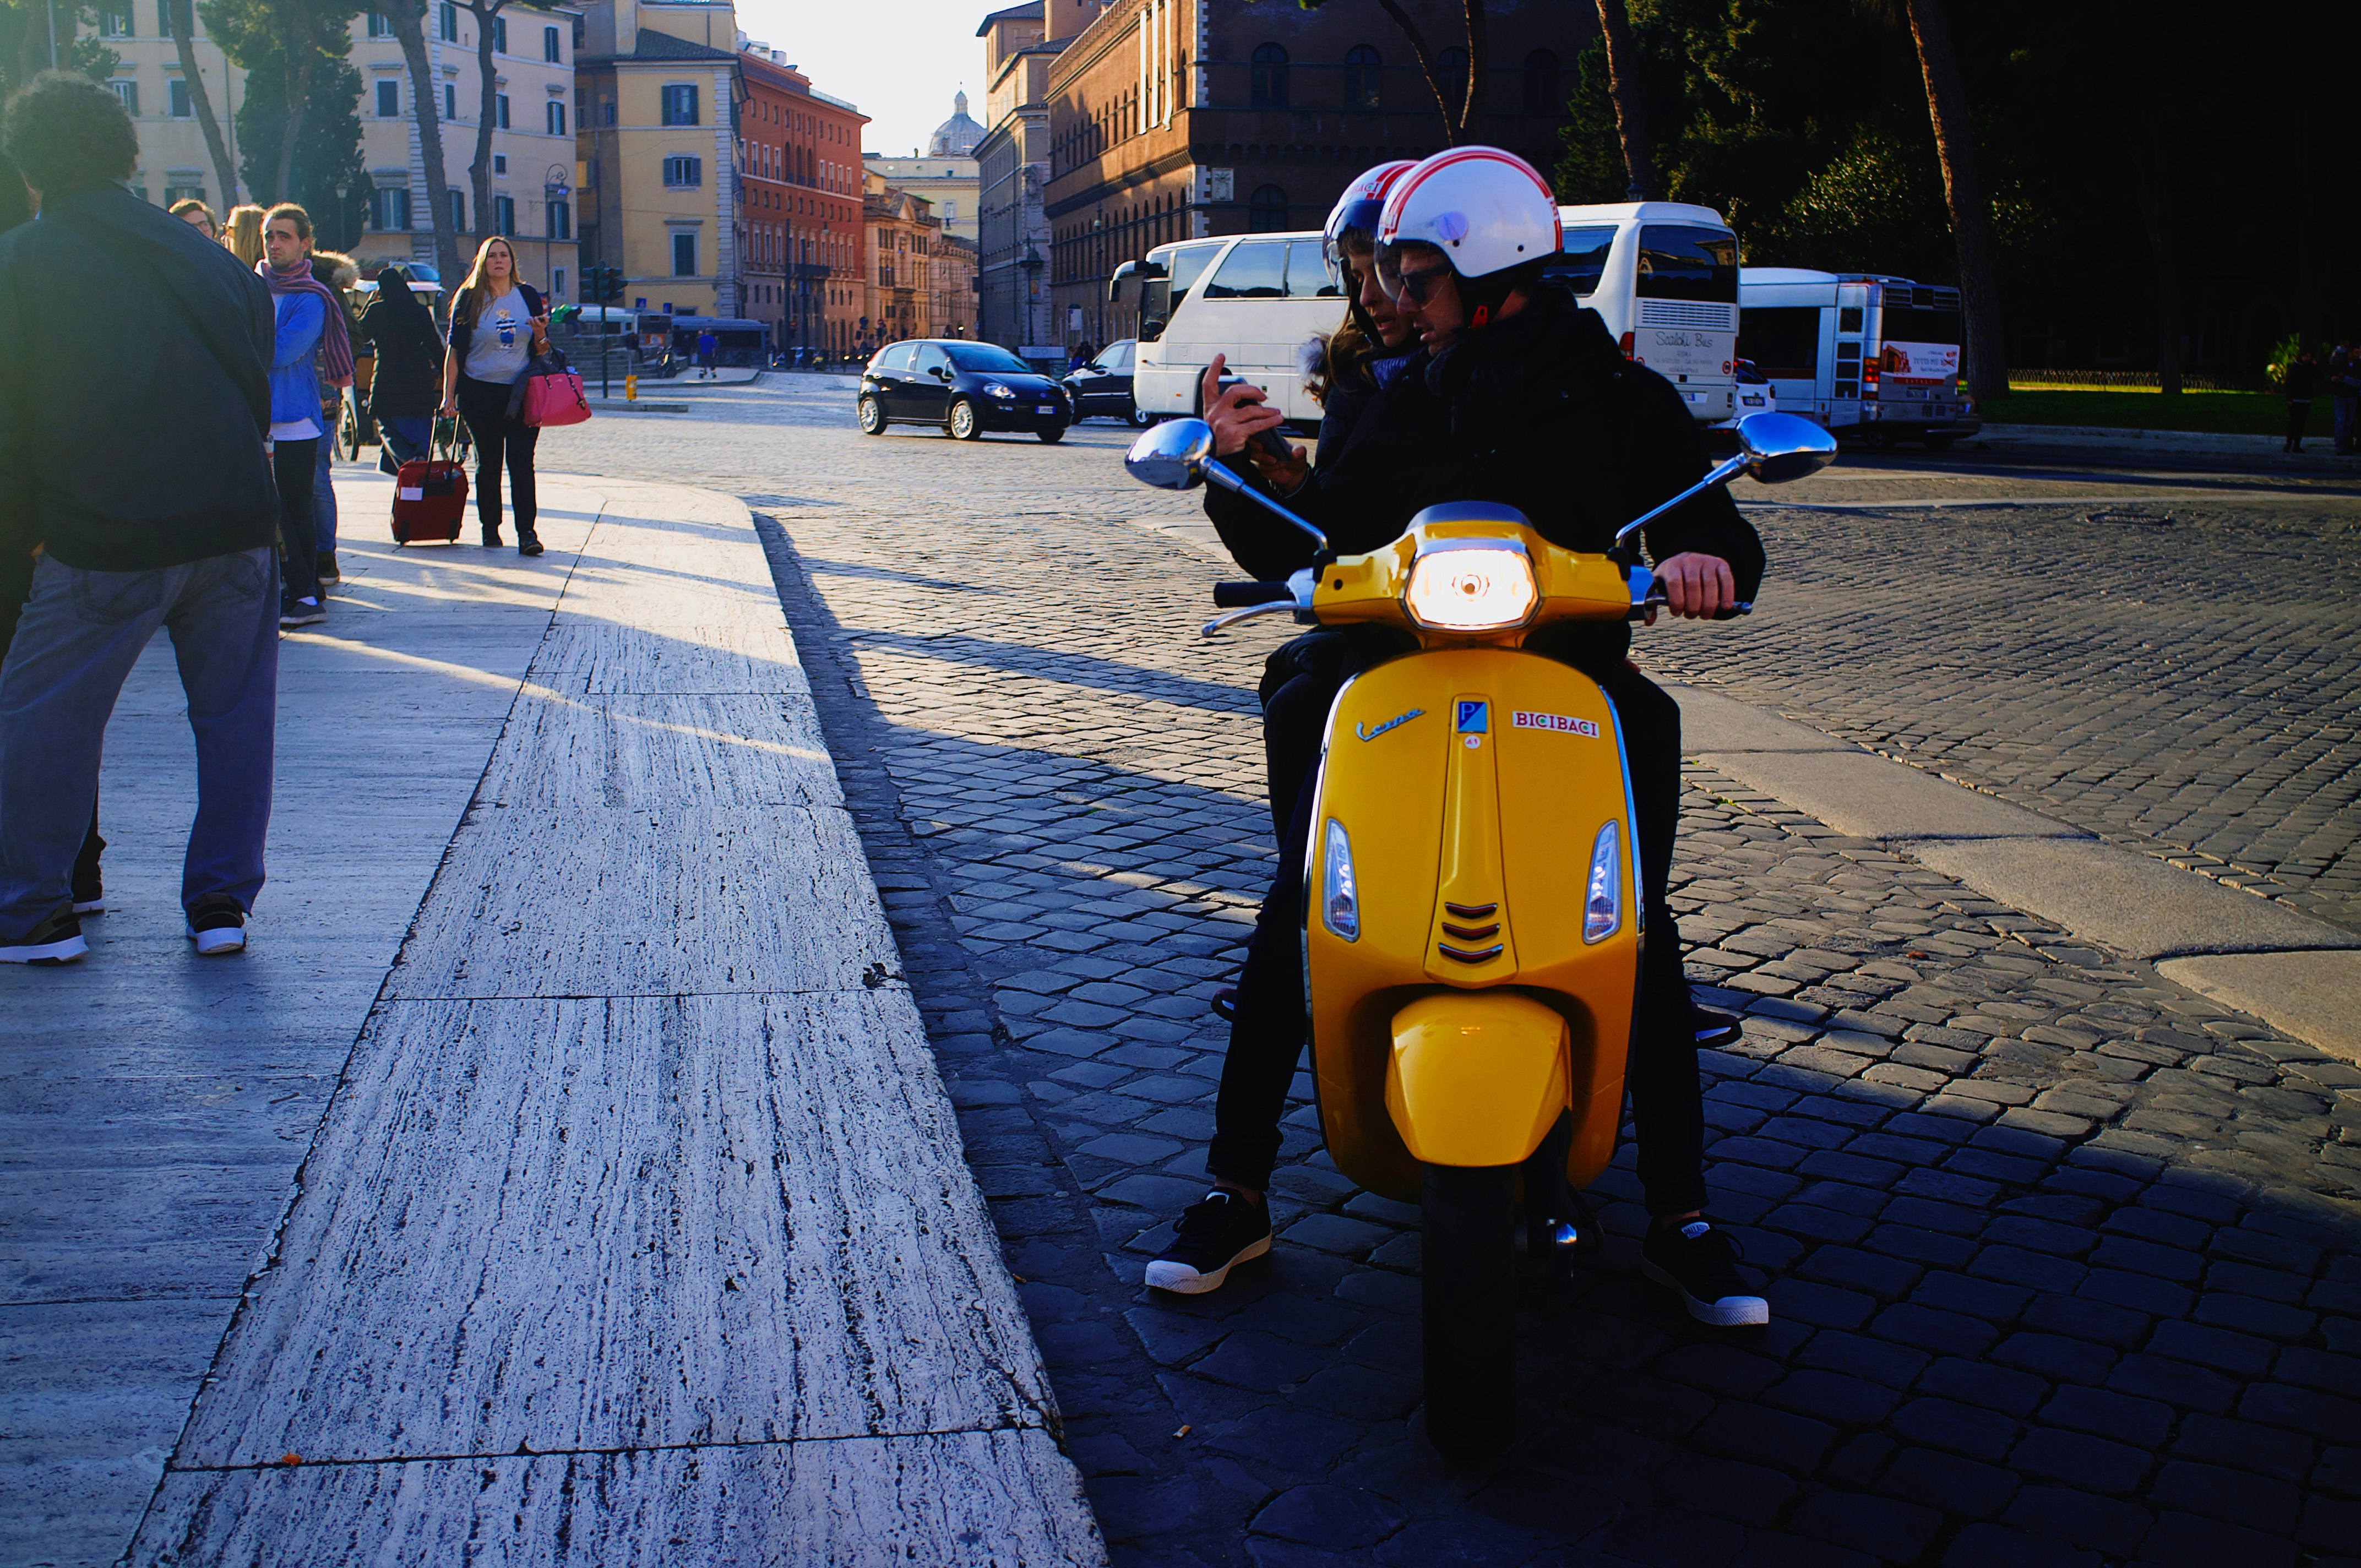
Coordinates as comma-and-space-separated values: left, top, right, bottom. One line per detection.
585, 264, 624, 306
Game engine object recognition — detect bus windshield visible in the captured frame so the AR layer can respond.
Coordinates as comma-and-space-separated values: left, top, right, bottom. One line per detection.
1635, 226, 1738, 303
1141, 243, 1221, 336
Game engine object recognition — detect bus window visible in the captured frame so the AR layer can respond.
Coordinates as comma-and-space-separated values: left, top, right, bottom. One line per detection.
1737, 306, 1821, 380
1203, 239, 1288, 300
1882, 305, 1961, 347
1838, 306, 1864, 334
1635, 226, 1737, 302
1284, 238, 1340, 297
1544, 225, 1617, 296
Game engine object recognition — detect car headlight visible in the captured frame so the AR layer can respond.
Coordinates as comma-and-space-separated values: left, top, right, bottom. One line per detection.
1320, 818, 1359, 942
1403, 545, 1537, 631
1583, 821, 1622, 944
983, 381, 1016, 399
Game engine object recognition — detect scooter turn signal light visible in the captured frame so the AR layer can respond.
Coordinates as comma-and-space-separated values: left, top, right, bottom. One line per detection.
1583, 821, 1623, 944
1321, 818, 1360, 942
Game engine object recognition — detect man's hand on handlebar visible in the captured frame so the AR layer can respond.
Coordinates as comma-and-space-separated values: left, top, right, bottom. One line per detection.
1647, 552, 1738, 622
1200, 356, 1310, 496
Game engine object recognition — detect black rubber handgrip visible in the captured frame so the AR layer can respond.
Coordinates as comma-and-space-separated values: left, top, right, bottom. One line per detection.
1213, 581, 1293, 607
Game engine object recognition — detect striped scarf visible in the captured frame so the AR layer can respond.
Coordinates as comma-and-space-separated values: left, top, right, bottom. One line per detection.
261, 258, 356, 389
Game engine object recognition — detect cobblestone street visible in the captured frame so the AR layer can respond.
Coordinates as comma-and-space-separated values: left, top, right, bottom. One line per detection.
537, 381, 2361, 1566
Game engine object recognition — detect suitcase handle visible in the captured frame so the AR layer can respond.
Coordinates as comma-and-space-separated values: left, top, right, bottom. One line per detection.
433, 413, 469, 463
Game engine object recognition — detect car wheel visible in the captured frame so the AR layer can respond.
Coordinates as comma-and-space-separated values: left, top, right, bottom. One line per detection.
856, 395, 885, 435
1037, 424, 1066, 444
1129, 403, 1154, 428
948, 399, 981, 440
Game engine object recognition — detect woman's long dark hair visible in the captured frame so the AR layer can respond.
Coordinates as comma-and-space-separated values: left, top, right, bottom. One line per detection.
372, 264, 439, 346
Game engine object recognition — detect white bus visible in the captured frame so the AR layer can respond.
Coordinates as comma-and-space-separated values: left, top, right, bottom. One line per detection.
1116, 231, 1345, 426
1545, 202, 1739, 425
1735, 268, 1981, 448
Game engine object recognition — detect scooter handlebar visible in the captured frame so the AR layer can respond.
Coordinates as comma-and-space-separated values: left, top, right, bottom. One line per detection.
1213, 581, 1296, 608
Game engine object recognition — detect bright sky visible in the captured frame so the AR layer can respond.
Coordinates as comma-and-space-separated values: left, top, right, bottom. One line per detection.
733, 0, 1007, 159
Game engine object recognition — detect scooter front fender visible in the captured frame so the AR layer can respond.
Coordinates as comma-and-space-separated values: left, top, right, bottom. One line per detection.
1384, 990, 1569, 1168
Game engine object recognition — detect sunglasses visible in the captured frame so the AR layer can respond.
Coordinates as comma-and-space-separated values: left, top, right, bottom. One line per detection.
1388, 265, 1455, 306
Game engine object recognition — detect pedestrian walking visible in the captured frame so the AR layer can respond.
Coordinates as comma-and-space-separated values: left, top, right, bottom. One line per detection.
2283, 348, 2323, 453
309, 248, 360, 584
221, 202, 264, 268
360, 263, 443, 472
259, 203, 353, 628
169, 196, 216, 239
695, 328, 717, 378
0, 73, 280, 964
2330, 340, 2359, 455
438, 235, 549, 555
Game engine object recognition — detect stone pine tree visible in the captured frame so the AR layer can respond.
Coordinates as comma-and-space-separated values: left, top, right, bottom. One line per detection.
0, 0, 119, 94
458, 0, 510, 253
1894, 0, 2008, 398
1591, 0, 1651, 198
162, 0, 240, 210
385, 0, 463, 286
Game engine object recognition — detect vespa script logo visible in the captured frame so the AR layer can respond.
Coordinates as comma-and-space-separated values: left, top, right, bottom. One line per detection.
1356, 707, 1425, 742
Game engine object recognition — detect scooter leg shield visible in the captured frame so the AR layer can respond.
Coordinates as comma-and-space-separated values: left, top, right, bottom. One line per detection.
1384, 990, 1570, 1168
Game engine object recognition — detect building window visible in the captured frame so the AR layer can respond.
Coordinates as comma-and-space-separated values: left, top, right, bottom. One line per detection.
438, 3, 456, 42
493, 153, 507, 174
164, 181, 205, 205
1522, 49, 1560, 115
1343, 45, 1380, 110
543, 24, 561, 62
375, 186, 411, 231
494, 94, 510, 129
170, 77, 192, 117
1437, 47, 1469, 117
489, 14, 505, 52
663, 155, 702, 188
100, 7, 132, 36
109, 79, 138, 116
448, 188, 465, 232
552, 266, 567, 299
492, 195, 515, 234
546, 100, 565, 137
1248, 184, 1288, 233
443, 83, 456, 121
672, 232, 698, 276
661, 84, 698, 127
1249, 43, 1288, 109
376, 79, 399, 117
547, 199, 570, 239
367, 12, 391, 36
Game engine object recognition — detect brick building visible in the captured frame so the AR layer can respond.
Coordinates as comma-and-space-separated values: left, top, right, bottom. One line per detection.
737, 43, 868, 356
1045, 0, 1591, 347
974, 2, 1063, 355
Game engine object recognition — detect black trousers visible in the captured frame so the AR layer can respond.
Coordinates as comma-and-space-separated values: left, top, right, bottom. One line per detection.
271, 437, 320, 605
1209, 633, 1709, 1217
2285, 399, 2313, 449
456, 375, 538, 538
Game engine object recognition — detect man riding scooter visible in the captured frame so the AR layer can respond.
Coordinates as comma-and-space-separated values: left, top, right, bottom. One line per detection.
1147, 148, 1773, 1328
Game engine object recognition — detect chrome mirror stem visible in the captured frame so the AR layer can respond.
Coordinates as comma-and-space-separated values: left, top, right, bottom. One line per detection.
1203, 459, 1330, 555
1612, 454, 1749, 554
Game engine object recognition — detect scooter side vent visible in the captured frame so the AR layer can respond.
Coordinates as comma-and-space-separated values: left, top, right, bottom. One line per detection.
1443, 901, 1498, 918
1437, 941, 1505, 964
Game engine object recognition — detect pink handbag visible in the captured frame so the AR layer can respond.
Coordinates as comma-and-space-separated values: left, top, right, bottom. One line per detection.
518, 349, 591, 427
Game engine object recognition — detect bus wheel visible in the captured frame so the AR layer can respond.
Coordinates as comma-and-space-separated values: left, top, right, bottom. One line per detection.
1130, 404, 1155, 428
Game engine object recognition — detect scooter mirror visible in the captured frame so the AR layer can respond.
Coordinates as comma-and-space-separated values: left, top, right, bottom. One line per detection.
1734, 412, 1840, 484
1125, 417, 1215, 491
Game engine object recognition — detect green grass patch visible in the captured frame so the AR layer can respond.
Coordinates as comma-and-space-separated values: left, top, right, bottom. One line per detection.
1979, 386, 2327, 437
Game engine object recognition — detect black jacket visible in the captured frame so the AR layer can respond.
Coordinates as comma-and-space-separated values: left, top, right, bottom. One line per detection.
0, 186, 276, 569
1312, 342, 1416, 467
358, 292, 445, 417
1209, 291, 1766, 661
447, 281, 544, 382
2284, 359, 2324, 401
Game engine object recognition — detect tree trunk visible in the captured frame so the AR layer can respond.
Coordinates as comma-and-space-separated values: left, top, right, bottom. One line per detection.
1594, 0, 1653, 199
273, 2, 313, 208
389, 0, 463, 286
1456, 0, 1487, 135
2125, 107, 2178, 395
464, 0, 507, 254
1373, 0, 1457, 146
1900, 0, 2008, 399
166, 0, 240, 210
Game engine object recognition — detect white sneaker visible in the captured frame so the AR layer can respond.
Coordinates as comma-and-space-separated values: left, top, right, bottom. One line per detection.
0, 907, 87, 964
185, 897, 247, 955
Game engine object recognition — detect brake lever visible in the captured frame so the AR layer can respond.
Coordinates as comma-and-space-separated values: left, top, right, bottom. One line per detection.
1201, 601, 1299, 638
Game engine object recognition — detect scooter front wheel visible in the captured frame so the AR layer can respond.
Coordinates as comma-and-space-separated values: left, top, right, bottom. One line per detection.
1422, 1162, 1517, 1462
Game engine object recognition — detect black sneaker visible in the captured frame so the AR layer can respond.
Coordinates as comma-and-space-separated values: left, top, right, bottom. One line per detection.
185, 895, 247, 956
1, 906, 88, 965
1694, 1006, 1743, 1048
1145, 1190, 1272, 1295
72, 873, 103, 916
517, 531, 545, 557
279, 598, 325, 629
1641, 1219, 1769, 1327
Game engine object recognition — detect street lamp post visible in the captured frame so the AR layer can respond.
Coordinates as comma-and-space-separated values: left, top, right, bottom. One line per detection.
1021, 242, 1042, 360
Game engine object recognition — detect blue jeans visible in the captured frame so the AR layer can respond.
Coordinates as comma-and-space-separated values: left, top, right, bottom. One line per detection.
2336, 396, 2358, 451
313, 433, 339, 554
0, 548, 279, 938
379, 415, 432, 469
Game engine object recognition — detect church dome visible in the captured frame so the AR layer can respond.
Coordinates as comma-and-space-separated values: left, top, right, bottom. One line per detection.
928, 91, 984, 157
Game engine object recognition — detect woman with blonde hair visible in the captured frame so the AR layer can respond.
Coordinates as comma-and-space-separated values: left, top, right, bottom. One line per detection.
221, 203, 264, 267
438, 234, 548, 554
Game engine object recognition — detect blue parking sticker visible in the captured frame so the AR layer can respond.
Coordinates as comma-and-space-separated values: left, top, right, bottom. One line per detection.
1456, 700, 1489, 733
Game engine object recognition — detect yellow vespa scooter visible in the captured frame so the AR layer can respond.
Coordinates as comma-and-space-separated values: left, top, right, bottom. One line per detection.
1124, 412, 1837, 1457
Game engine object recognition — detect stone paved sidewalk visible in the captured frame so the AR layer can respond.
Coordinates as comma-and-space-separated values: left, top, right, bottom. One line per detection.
756, 488, 2361, 1568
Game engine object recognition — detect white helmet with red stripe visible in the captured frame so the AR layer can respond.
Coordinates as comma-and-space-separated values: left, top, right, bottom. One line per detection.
1321, 159, 1417, 282
1375, 145, 1562, 282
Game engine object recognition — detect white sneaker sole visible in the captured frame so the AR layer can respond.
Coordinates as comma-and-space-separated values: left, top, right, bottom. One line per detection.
1642, 1257, 1770, 1327
1144, 1234, 1270, 1295
0, 933, 88, 963
187, 924, 247, 955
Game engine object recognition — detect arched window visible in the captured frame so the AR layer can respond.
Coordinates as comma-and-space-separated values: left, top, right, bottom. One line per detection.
1250, 43, 1289, 109
1436, 47, 1469, 119
1248, 184, 1289, 232
1343, 45, 1381, 111
1523, 49, 1560, 115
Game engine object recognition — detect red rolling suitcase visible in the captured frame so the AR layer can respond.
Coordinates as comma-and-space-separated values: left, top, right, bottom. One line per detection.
391, 421, 469, 545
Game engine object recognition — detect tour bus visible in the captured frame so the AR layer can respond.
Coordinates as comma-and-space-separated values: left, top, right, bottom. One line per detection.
1734, 268, 1981, 447
1114, 231, 1342, 425
1545, 201, 1740, 426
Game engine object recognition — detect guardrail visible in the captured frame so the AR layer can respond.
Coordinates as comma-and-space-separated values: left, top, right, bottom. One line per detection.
2006, 369, 2266, 393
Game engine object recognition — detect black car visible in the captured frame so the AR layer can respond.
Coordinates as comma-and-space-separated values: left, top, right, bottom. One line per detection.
857, 339, 1069, 442
1060, 339, 1150, 426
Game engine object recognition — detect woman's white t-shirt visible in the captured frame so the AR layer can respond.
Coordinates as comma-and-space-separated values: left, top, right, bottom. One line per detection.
463, 288, 532, 383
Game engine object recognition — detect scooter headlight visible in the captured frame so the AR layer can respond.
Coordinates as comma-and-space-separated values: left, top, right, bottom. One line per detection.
1321, 818, 1359, 942
1403, 545, 1537, 632
1582, 820, 1622, 944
